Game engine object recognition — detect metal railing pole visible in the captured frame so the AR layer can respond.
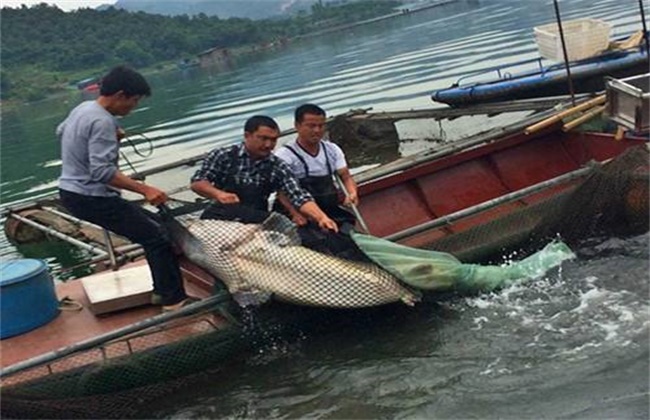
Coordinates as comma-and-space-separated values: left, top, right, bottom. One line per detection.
102, 229, 119, 270
553, 0, 576, 106
7, 213, 108, 257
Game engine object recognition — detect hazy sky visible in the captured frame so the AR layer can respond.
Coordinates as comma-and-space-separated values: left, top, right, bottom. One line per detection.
1, 0, 116, 11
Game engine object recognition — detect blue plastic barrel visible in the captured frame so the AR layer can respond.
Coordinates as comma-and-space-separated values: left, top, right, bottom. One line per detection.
0, 259, 60, 339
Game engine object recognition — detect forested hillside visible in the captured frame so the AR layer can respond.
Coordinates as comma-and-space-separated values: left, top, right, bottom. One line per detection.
112, 0, 319, 20
0, 0, 400, 102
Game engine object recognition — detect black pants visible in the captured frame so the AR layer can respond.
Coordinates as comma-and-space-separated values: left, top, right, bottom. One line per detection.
59, 189, 187, 305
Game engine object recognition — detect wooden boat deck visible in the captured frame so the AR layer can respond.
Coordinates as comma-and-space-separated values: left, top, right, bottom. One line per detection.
0, 258, 223, 378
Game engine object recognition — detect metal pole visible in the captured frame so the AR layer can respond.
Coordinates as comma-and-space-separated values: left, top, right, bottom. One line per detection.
43, 204, 144, 249
102, 228, 119, 270
353, 100, 588, 186
639, 0, 650, 58
51, 248, 146, 277
553, 0, 576, 106
42, 205, 104, 228
386, 164, 596, 242
334, 173, 370, 233
7, 212, 108, 257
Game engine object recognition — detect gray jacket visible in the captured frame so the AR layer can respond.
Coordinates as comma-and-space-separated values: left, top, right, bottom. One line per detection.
57, 101, 120, 197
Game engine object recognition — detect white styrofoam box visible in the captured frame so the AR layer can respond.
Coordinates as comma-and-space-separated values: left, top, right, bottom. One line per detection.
534, 18, 612, 62
81, 264, 153, 314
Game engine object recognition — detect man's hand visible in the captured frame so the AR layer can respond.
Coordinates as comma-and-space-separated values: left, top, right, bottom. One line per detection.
142, 185, 168, 206
343, 191, 359, 206
298, 201, 339, 232
109, 172, 168, 204
215, 190, 240, 204
117, 127, 126, 141
318, 216, 338, 233
291, 213, 308, 226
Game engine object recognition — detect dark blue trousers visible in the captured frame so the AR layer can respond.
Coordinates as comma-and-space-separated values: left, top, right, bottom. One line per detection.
59, 189, 187, 305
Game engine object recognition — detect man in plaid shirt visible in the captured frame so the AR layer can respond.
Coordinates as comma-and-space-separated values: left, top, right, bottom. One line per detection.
191, 115, 338, 232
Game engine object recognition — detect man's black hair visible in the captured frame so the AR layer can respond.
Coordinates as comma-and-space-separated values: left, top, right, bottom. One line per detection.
244, 115, 280, 133
100, 65, 151, 97
295, 103, 326, 123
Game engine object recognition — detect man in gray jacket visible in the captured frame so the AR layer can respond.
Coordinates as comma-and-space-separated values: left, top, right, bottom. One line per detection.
57, 65, 192, 311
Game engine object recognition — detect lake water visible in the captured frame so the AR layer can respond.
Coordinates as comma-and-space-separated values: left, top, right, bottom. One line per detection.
1, 0, 648, 417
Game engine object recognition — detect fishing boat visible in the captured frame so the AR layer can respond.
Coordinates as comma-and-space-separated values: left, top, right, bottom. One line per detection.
74, 77, 99, 91
1, 98, 648, 419
431, 46, 649, 107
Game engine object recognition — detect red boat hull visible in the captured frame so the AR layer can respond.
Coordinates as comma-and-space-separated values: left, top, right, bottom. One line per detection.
355, 129, 647, 254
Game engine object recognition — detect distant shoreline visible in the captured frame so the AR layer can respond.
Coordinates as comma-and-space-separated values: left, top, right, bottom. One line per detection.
295, 0, 458, 39
1, 0, 458, 110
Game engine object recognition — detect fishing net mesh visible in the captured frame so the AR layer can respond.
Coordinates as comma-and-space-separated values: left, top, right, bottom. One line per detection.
0, 292, 384, 419
418, 146, 649, 262
532, 145, 649, 242
184, 213, 419, 308
0, 305, 250, 419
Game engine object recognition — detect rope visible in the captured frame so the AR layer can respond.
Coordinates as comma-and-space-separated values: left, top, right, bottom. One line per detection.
120, 132, 155, 181
438, 119, 447, 142
124, 133, 154, 158
59, 296, 83, 311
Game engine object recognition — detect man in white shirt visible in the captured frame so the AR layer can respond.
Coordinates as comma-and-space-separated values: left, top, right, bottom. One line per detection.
274, 103, 358, 227
274, 104, 366, 260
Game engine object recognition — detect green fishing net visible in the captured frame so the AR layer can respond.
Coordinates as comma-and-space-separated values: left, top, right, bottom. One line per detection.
351, 232, 575, 292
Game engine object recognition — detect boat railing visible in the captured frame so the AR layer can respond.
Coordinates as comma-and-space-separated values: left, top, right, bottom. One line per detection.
4, 205, 146, 272
0, 292, 232, 379
385, 163, 599, 242
0, 102, 556, 219
40, 205, 123, 269
455, 57, 547, 86
354, 98, 590, 184
453, 43, 648, 88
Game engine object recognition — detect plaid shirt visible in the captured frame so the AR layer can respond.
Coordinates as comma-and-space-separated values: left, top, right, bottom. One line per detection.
191, 144, 313, 208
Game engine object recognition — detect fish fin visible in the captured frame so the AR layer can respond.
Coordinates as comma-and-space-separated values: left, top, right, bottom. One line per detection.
401, 294, 419, 306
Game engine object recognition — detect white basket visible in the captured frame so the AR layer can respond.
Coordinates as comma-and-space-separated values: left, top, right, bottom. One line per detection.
534, 18, 612, 62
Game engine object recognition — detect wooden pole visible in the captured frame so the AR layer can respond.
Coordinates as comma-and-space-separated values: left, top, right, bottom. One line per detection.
553, 0, 576, 106
335, 173, 370, 234
524, 94, 605, 134
562, 105, 606, 131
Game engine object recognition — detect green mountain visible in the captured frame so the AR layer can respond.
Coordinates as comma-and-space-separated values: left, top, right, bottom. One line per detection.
0, 0, 401, 102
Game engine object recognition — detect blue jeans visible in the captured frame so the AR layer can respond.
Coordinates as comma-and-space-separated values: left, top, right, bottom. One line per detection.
59, 189, 187, 305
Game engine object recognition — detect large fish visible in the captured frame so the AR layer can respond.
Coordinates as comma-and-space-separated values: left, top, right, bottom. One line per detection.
164, 211, 419, 308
